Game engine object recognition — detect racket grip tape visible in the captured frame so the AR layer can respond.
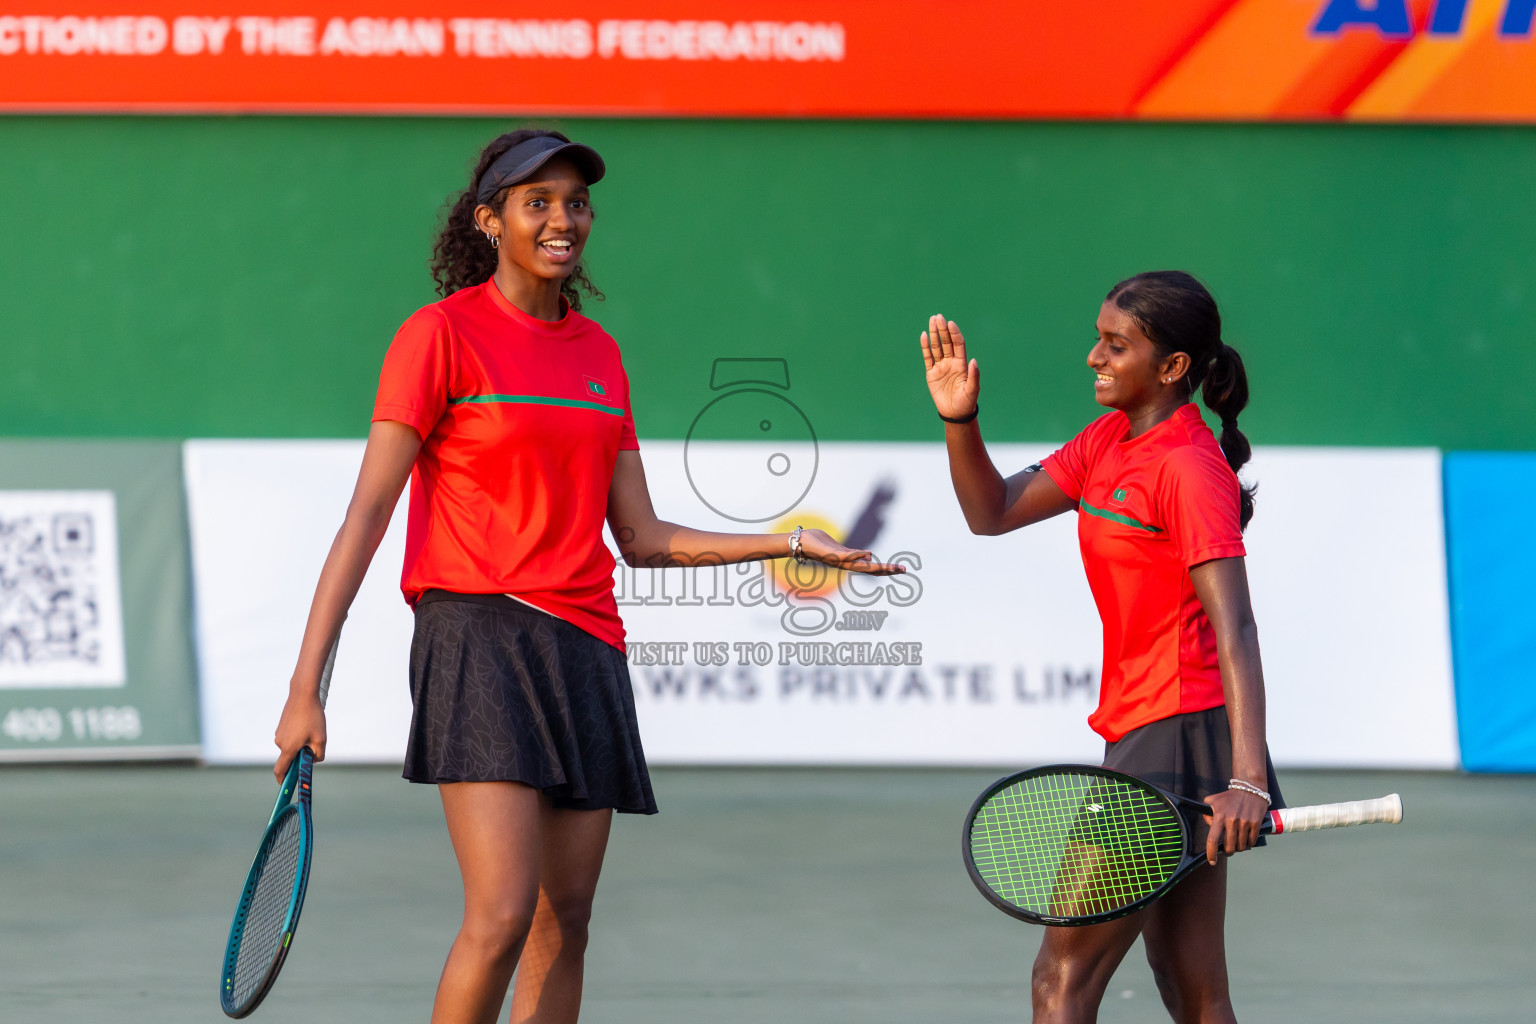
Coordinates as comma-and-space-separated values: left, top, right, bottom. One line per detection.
1267, 794, 1402, 834
316, 619, 344, 711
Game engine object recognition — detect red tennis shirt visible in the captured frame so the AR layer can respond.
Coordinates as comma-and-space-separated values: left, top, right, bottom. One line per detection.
1041, 404, 1246, 741
373, 279, 639, 650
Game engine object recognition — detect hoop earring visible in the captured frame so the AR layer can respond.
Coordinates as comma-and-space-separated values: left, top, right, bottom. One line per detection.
489, 234, 500, 250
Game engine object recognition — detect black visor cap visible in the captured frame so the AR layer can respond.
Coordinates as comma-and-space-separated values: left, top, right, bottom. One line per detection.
475, 136, 605, 205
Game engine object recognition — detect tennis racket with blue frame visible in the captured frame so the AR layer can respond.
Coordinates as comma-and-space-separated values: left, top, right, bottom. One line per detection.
219, 629, 342, 1018
963, 764, 1402, 927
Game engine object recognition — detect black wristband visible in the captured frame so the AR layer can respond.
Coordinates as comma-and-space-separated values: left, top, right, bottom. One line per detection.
939, 405, 979, 424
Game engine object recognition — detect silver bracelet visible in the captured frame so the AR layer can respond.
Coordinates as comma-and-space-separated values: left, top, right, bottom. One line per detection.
1228, 778, 1271, 805
788, 525, 807, 564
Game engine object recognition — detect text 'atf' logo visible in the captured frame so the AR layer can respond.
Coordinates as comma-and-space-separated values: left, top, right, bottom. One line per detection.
1314, 0, 1536, 39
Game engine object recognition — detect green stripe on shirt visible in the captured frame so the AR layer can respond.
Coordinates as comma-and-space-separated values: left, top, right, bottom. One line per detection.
450, 394, 624, 417
1079, 499, 1163, 533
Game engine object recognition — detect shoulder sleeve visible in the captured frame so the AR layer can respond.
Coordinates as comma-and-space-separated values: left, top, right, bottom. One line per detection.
613, 346, 639, 451
1158, 446, 1246, 567
373, 306, 453, 440
1041, 414, 1113, 502
619, 382, 639, 451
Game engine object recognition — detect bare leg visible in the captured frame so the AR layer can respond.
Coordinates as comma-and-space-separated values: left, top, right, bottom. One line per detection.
510, 806, 613, 1024
1141, 859, 1235, 1024
431, 782, 544, 1024
1031, 912, 1144, 1024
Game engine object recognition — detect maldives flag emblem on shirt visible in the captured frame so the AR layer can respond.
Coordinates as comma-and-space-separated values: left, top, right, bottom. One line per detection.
585, 378, 607, 397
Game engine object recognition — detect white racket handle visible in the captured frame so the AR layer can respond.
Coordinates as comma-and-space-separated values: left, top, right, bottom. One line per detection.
1267, 794, 1402, 834
316, 621, 344, 711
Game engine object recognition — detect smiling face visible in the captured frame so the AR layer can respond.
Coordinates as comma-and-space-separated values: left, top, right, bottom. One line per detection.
1088, 301, 1189, 411
474, 155, 592, 286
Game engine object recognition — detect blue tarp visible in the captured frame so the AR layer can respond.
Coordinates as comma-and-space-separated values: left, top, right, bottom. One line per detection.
1444, 452, 1536, 772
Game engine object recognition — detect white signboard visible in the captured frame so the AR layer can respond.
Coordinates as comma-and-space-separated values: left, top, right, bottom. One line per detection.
619, 441, 1105, 765
620, 442, 1457, 769
184, 441, 415, 765
0, 490, 126, 687
184, 439, 1458, 768
1243, 447, 1458, 767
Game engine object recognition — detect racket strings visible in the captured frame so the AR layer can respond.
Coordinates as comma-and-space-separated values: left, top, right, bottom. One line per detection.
1085, 787, 1176, 913
968, 772, 1183, 919
229, 812, 304, 1009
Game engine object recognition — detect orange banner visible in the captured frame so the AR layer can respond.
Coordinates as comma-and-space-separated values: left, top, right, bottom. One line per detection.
2, 1, 1534, 120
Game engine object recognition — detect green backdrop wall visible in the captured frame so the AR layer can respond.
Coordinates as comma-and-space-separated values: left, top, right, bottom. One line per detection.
1, 117, 1530, 447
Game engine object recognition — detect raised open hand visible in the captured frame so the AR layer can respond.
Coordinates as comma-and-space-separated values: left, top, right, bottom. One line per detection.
920, 314, 980, 421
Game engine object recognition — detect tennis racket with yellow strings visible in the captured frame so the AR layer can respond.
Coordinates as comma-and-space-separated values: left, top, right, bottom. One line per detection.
964, 764, 1402, 926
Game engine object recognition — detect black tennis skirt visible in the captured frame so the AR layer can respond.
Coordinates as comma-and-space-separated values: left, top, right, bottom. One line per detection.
403, 590, 657, 814
1103, 705, 1284, 843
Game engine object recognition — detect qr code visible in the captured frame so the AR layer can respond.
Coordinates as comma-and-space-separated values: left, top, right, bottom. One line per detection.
0, 491, 126, 688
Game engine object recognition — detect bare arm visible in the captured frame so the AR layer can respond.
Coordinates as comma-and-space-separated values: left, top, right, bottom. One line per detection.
272, 419, 421, 778
943, 423, 1076, 535
921, 315, 1076, 534
606, 450, 905, 574
1188, 556, 1270, 862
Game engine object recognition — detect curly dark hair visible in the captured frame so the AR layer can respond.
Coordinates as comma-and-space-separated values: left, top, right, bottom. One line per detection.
429, 129, 604, 311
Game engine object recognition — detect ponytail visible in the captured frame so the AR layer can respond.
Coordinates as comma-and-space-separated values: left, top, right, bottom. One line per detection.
1201, 343, 1257, 529
1106, 270, 1257, 530
429, 129, 603, 311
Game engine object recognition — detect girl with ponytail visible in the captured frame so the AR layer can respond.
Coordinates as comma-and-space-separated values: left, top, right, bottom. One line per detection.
923, 271, 1280, 1024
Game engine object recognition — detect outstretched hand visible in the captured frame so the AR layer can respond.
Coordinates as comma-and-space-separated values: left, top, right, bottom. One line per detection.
920, 314, 980, 421
796, 529, 907, 575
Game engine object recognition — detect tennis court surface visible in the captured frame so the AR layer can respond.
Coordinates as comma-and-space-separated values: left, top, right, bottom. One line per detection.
2, 766, 1531, 1023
